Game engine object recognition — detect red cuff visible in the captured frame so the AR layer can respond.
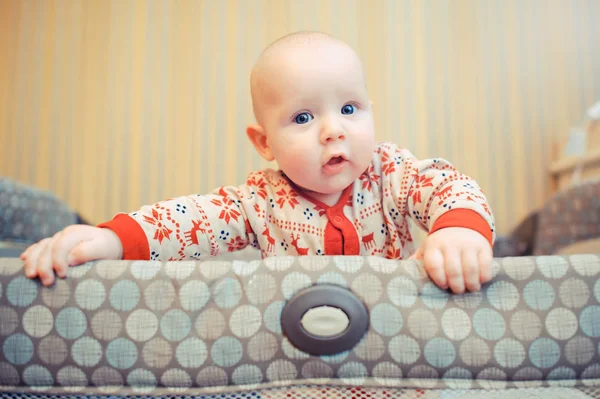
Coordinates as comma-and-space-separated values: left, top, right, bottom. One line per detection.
430, 209, 493, 247
97, 214, 150, 260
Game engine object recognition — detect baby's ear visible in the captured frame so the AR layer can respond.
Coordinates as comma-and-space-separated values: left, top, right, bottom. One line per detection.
246, 124, 274, 161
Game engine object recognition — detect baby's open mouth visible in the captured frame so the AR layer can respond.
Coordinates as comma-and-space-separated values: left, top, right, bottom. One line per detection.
326, 156, 345, 166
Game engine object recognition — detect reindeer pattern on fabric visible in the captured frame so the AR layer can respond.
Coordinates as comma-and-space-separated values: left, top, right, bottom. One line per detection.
114, 142, 495, 261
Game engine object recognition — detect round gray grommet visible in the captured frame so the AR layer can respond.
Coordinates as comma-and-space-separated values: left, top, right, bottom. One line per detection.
281, 284, 369, 356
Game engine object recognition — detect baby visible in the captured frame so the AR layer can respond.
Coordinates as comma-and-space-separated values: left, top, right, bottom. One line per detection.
22, 31, 495, 294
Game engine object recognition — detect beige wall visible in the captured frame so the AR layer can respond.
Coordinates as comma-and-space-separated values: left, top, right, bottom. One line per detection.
1, 0, 599, 234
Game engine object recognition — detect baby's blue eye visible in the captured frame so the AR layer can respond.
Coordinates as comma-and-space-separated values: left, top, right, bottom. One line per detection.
294, 112, 313, 124
341, 104, 356, 115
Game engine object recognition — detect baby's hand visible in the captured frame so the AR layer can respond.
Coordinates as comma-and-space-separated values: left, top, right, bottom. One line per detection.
20, 225, 123, 287
410, 227, 493, 294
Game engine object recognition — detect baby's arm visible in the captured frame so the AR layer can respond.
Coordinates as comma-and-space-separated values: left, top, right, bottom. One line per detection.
404, 155, 495, 293
21, 225, 123, 286
22, 183, 256, 286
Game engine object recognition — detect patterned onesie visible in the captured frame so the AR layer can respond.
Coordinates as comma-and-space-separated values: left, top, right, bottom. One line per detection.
99, 142, 495, 261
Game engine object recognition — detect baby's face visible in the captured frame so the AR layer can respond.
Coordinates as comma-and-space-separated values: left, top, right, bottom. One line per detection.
258, 42, 376, 203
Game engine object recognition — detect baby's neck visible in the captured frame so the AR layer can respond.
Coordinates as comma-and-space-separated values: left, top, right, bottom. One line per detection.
301, 190, 343, 208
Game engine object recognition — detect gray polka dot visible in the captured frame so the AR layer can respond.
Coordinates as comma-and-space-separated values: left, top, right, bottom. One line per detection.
91, 310, 122, 341
473, 308, 505, 341
23, 365, 53, 387
164, 260, 196, 280
570, 254, 600, 277
407, 365, 438, 388
160, 368, 192, 388
387, 276, 417, 307
389, 335, 421, 364
317, 271, 348, 287
109, 280, 141, 312
559, 278, 590, 309
127, 368, 156, 393
581, 364, 600, 384
529, 337, 561, 368
232, 364, 263, 385
351, 273, 382, 304
176, 338, 207, 368
0, 260, 22, 275
513, 367, 543, 387
422, 282, 450, 309
106, 338, 138, 369
338, 362, 367, 385
565, 336, 595, 365
0, 362, 20, 385
264, 256, 295, 272
55, 308, 87, 340
229, 305, 262, 338
299, 256, 330, 271
0, 306, 19, 336
57, 366, 87, 387
424, 338, 456, 368
144, 281, 175, 311
547, 367, 577, 387
301, 360, 333, 379
408, 309, 438, 340
493, 338, 525, 368
334, 256, 363, 273
442, 367, 473, 389
126, 310, 158, 342
368, 256, 398, 274
130, 261, 161, 280
72, 337, 103, 367
213, 277, 242, 308
510, 310, 542, 341
211, 336, 243, 367
68, 263, 93, 279
524, 280, 556, 311
41, 279, 70, 308
232, 260, 260, 276
264, 301, 285, 334
537, 256, 568, 279
161, 309, 191, 342
442, 308, 471, 340
354, 332, 385, 361
580, 306, 600, 337
320, 351, 348, 364
75, 280, 106, 310
95, 260, 128, 279
487, 281, 520, 311
281, 272, 312, 300
7, 276, 38, 307
22, 305, 53, 338
475, 367, 507, 389
3, 334, 33, 365
38, 335, 68, 365
503, 257, 535, 280
372, 362, 403, 385
195, 309, 226, 340
247, 273, 277, 304
142, 337, 172, 368
545, 308, 578, 340
452, 291, 484, 309
248, 332, 278, 362
179, 280, 210, 312
267, 360, 297, 382
459, 337, 491, 367
371, 303, 403, 336
196, 366, 228, 387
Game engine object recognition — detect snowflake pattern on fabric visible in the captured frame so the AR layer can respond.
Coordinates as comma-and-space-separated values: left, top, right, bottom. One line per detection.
114, 142, 495, 261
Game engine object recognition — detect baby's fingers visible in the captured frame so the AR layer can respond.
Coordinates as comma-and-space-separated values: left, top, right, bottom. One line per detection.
444, 251, 465, 294
23, 239, 50, 278
478, 249, 493, 284
461, 250, 480, 292
423, 248, 447, 290
36, 240, 57, 287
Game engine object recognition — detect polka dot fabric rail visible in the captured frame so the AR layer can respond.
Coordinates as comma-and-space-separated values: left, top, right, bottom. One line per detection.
0, 255, 599, 397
